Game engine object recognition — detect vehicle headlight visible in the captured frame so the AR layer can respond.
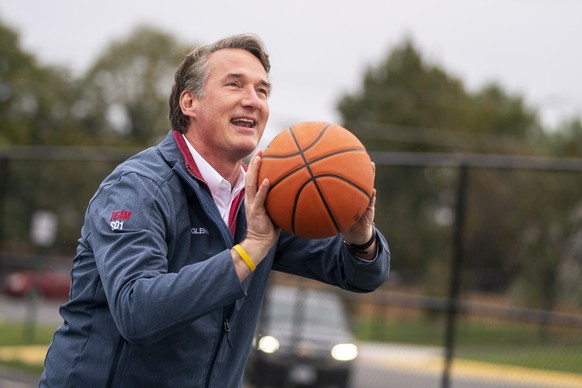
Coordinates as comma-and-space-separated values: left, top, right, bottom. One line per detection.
258, 336, 280, 354
331, 343, 358, 361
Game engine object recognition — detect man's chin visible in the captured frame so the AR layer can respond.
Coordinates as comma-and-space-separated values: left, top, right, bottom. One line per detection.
236, 145, 260, 163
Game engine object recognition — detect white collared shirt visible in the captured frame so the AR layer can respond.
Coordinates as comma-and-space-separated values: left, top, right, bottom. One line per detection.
182, 134, 245, 225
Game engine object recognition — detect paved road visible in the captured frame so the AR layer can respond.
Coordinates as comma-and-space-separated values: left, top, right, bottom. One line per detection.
0, 296, 64, 327
353, 343, 582, 388
0, 365, 39, 388
2, 341, 581, 388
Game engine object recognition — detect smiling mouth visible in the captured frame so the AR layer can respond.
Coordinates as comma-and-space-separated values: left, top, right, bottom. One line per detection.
231, 118, 256, 128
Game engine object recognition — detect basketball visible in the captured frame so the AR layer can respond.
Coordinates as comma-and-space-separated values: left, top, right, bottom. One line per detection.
258, 121, 374, 239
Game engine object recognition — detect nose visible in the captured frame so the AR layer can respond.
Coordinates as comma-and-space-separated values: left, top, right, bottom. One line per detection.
241, 86, 262, 110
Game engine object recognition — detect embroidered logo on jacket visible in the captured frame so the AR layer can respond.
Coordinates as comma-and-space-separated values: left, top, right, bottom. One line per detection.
110, 210, 132, 231
191, 227, 210, 235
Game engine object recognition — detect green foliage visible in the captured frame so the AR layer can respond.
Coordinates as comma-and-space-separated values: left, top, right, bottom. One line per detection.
0, 20, 191, 147
78, 25, 191, 146
1, 18, 582, 380
0, 19, 190, 257
1, 14, 582, 311
0, 21, 78, 145
546, 118, 582, 156
337, 38, 582, 313
3, 157, 127, 253
338, 39, 542, 154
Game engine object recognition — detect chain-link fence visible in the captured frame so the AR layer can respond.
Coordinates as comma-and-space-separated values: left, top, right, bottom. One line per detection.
344, 152, 582, 388
1, 147, 581, 387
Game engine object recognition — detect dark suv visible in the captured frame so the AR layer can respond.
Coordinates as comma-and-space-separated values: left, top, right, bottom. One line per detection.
245, 284, 358, 388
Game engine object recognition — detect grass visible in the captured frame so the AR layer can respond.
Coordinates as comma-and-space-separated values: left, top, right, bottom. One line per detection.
1, 359, 46, 375
1, 317, 581, 377
0, 321, 57, 376
457, 346, 582, 375
356, 316, 582, 375
0, 321, 56, 346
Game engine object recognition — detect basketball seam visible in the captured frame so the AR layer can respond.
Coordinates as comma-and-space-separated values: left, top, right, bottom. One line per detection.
310, 174, 372, 198
267, 148, 367, 190
289, 124, 341, 235
291, 174, 371, 236
262, 123, 333, 159
262, 146, 365, 160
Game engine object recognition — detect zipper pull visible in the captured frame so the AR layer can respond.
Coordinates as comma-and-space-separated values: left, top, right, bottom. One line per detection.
224, 319, 233, 349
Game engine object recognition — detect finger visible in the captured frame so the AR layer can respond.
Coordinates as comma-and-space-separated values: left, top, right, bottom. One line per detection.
369, 189, 376, 208
254, 178, 270, 208
245, 151, 263, 197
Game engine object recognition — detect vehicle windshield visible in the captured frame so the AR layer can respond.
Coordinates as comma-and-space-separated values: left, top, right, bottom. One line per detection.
264, 289, 349, 330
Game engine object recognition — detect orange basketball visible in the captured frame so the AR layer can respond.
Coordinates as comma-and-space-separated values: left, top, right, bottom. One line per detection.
258, 121, 374, 239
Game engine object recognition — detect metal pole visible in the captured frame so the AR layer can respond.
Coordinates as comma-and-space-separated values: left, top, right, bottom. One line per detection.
0, 157, 9, 254
441, 164, 469, 388
285, 278, 307, 388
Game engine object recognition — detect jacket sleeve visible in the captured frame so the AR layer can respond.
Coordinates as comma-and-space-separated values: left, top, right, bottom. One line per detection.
86, 171, 245, 345
271, 229, 390, 293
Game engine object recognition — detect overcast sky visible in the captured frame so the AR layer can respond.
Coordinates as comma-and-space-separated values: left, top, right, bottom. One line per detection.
1, 0, 581, 143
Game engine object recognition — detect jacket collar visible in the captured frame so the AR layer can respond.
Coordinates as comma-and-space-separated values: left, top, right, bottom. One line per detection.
172, 129, 205, 182
161, 129, 247, 238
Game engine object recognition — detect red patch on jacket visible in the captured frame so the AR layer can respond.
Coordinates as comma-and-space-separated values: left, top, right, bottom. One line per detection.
110, 210, 132, 221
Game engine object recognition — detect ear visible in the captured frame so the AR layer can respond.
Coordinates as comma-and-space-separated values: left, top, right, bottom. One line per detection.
179, 91, 197, 118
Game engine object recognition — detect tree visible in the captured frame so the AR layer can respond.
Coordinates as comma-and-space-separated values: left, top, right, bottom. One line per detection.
335, 38, 555, 301
0, 19, 79, 145
77, 25, 191, 146
338, 39, 542, 154
546, 118, 582, 156
0, 22, 193, 257
0, 19, 108, 255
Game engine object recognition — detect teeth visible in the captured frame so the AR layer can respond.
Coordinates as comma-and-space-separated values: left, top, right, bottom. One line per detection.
232, 118, 255, 127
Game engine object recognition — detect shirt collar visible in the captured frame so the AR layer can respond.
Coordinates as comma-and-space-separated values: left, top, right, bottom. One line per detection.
181, 134, 245, 197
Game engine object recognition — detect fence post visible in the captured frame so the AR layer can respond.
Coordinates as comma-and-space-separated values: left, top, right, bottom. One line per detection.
0, 157, 9, 253
441, 164, 469, 388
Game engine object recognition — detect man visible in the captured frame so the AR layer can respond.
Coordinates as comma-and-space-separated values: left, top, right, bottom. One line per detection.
41, 34, 389, 387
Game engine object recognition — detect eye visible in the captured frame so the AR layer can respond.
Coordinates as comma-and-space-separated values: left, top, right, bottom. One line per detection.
257, 87, 270, 98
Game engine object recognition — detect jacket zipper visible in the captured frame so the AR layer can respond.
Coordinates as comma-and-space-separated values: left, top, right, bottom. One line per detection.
203, 303, 235, 388
105, 337, 126, 388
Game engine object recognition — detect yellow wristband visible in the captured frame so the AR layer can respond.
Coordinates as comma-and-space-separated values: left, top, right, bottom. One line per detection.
233, 244, 256, 272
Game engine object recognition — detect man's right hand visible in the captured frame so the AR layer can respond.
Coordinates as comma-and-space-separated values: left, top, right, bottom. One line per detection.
232, 150, 280, 280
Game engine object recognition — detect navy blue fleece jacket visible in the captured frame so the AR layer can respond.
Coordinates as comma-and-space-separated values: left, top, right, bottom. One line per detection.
40, 130, 390, 387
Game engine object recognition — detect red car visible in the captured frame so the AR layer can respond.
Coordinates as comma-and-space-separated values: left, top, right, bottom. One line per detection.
3, 269, 71, 299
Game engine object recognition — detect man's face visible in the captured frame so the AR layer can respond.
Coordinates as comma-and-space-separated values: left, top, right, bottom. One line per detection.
186, 48, 271, 162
